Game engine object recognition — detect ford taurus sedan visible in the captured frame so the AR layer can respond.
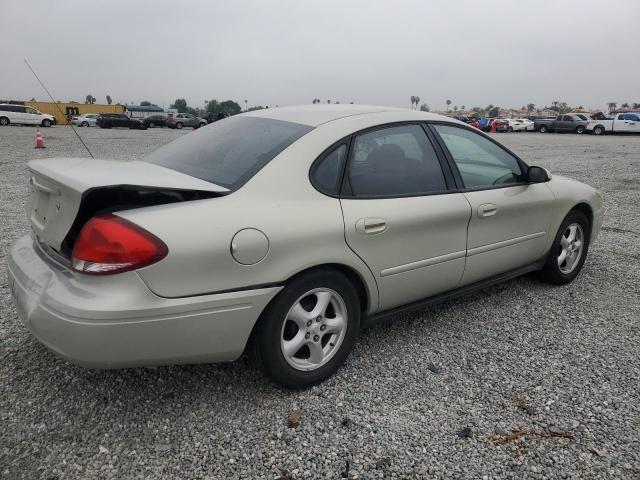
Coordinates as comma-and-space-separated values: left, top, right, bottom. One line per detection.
8, 105, 603, 388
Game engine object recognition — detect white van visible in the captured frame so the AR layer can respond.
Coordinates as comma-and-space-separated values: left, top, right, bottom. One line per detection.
0, 104, 56, 127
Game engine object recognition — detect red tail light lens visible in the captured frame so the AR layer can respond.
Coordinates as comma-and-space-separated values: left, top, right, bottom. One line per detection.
71, 214, 168, 275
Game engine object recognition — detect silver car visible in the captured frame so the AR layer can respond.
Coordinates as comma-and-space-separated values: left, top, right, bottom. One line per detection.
8, 105, 603, 388
72, 114, 98, 127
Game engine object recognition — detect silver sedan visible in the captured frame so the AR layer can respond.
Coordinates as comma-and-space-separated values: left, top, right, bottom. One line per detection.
8, 105, 603, 388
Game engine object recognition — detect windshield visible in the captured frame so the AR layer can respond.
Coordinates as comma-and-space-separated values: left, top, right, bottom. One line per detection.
144, 116, 313, 190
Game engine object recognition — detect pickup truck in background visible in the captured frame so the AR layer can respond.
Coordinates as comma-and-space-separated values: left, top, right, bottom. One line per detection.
534, 114, 590, 133
586, 112, 640, 135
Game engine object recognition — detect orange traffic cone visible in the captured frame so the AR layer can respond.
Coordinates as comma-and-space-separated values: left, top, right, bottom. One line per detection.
35, 129, 45, 149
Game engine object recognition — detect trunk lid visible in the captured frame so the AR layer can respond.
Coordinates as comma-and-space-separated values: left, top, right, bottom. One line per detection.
27, 157, 227, 253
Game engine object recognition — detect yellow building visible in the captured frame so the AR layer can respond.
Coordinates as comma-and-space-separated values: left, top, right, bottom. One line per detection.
25, 101, 124, 125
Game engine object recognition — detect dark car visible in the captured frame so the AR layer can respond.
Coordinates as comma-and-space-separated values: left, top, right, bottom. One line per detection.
97, 113, 147, 130
534, 114, 588, 134
493, 119, 509, 132
203, 112, 230, 124
142, 115, 168, 128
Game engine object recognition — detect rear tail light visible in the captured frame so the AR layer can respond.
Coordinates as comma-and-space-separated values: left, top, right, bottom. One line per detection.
71, 214, 168, 275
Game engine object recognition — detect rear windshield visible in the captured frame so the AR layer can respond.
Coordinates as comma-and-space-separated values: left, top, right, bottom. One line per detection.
144, 116, 312, 190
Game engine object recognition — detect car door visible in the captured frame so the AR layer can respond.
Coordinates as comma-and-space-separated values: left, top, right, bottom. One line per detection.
339, 123, 472, 311
24, 107, 40, 125
431, 124, 555, 285
627, 114, 640, 133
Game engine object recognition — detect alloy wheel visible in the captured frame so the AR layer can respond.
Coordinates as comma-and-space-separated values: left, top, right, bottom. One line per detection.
558, 223, 584, 274
280, 288, 348, 372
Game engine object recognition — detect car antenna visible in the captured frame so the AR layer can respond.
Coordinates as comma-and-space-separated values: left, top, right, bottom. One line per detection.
24, 59, 94, 159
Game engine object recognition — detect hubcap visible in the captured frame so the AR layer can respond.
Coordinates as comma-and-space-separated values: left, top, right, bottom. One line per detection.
280, 288, 348, 371
557, 223, 584, 274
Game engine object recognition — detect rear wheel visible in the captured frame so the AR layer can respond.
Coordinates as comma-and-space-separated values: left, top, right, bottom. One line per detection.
593, 125, 604, 135
41, 119, 52, 128
176, 122, 183, 129
539, 210, 590, 285
508, 126, 513, 132
0, 117, 9, 126
254, 269, 361, 389
539, 125, 548, 133
81, 121, 89, 127
148, 122, 155, 128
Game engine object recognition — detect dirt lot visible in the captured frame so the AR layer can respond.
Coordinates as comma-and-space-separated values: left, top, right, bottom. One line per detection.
1, 125, 639, 479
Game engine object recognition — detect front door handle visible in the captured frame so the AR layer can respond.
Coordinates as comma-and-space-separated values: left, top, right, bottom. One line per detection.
356, 217, 387, 235
478, 203, 498, 218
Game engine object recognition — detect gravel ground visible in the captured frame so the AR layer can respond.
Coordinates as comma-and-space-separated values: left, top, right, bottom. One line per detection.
1, 125, 639, 479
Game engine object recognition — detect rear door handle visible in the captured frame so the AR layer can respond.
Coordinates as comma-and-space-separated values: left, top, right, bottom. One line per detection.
356, 217, 387, 235
478, 203, 497, 218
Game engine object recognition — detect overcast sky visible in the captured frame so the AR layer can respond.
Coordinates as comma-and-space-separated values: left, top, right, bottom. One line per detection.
2, 0, 639, 112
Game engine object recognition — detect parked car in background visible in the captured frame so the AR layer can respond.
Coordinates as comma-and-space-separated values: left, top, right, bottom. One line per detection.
204, 112, 230, 124
534, 114, 588, 133
166, 113, 206, 129
493, 119, 510, 132
502, 119, 527, 132
96, 113, 147, 130
586, 112, 640, 135
72, 114, 98, 127
142, 115, 169, 128
514, 118, 535, 131
477, 118, 495, 131
8, 105, 603, 388
0, 104, 55, 127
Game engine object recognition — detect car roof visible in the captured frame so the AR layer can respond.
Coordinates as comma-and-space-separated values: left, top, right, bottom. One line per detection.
242, 104, 452, 127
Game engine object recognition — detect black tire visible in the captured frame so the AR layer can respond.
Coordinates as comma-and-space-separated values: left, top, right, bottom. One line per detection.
148, 122, 155, 128
81, 121, 89, 127
41, 119, 52, 128
575, 125, 585, 134
539, 125, 548, 133
199, 122, 206, 127
539, 210, 591, 285
508, 126, 514, 132
176, 122, 183, 129
593, 125, 604, 135
254, 268, 361, 389
0, 117, 9, 126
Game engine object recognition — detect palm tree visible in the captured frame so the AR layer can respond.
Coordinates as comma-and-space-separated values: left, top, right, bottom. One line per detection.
632, 102, 640, 110
244, 99, 248, 111
446, 99, 451, 112
461, 105, 466, 112
453, 106, 458, 112
621, 102, 630, 110
551, 101, 560, 113
415, 96, 420, 110
607, 102, 617, 113
410, 96, 416, 109
527, 103, 535, 113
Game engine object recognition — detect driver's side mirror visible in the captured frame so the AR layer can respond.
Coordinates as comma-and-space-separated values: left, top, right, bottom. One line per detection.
527, 165, 551, 183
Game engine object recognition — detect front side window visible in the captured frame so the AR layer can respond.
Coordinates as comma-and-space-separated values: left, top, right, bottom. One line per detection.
26, 107, 38, 114
144, 116, 313, 190
347, 124, 447, 197
433, 124, 524, 189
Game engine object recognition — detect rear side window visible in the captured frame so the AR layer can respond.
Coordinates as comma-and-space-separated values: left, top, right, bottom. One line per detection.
144, 116, 313, 191
347, 124, 447, 197
311, 144, 347, 195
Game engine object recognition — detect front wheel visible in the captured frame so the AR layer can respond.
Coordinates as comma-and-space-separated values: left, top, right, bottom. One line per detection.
575, 125, 585, 134
539, 210, 590, 285
0, 117, 9, 126
41, 119, 52, 127
175, 122, 183, 129
254, 269, 361, 389
508, 126, 513, 132
539, 125, 548, 133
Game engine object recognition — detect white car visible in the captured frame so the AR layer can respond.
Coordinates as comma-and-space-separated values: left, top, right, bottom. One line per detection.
72, 114, 98, 127
0, 104, 55, 127
504, 119, 533, 132
586, 112, 640, 135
